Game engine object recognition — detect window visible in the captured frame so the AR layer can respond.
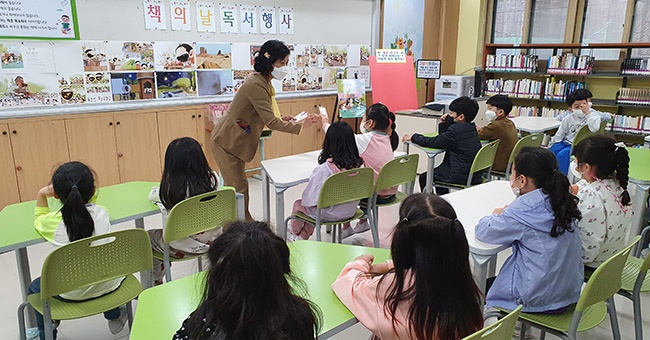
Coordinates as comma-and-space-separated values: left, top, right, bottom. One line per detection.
492, 0, 526, 45
529, 0, 569, 44
631, 0, 650, 57
581, 0, 628, 60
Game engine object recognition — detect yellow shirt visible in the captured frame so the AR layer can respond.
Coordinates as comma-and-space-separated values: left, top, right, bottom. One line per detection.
269, 84, 281, 118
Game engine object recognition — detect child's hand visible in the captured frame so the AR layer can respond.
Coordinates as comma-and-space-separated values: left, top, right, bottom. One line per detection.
38, 185, 54, 197
570, 184, 579, 195
355, 254, 374, 266
440, 113, 450, 121
402, 134, 412, 142
369, 262, 391, 276
476, 125, 482, 132
492, 205, 508, 215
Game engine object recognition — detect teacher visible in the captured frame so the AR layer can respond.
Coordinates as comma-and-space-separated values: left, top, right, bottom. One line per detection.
211, 40, 318, 221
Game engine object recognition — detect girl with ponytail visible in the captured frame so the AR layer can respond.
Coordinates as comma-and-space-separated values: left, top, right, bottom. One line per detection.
332, 194, 482, 339
476, 147, 583, 313
571, 135, 631, 270
31, 161, 127, 339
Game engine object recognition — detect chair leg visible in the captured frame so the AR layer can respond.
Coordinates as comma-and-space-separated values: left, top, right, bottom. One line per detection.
519, 321, 526, 340
337, 225, 342, 243
17, 301, 30, 340
606, 297, 622, 340
633, 291, 643, 340
126, 300, 134, 330
540, 330, 546, 340
370, 205, 380, 248
164, 244, 172, 283
43, 301, 54, 340
197, 256, 203, 271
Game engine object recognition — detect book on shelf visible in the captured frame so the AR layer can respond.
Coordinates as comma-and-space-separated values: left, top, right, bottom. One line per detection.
616, 87, 650, 106
621, 58, 650, 76
509, 106, 564, 118
547, 54, 594, 75
485, 54, 539, 73
485, 78, 543, 99
543, 78, 585, 102
611, 115, 650, 134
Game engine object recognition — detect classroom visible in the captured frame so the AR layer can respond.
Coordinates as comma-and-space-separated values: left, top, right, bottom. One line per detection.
1, 0, 650, 339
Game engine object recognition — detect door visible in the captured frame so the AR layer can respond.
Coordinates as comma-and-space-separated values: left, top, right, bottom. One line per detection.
114, 112, 162, 182
0, 124, 20, 208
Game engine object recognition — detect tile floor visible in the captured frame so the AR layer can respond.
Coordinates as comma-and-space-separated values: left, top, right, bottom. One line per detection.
1, 179, 648, 339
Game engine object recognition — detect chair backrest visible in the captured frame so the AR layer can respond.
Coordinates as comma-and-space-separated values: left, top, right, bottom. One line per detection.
576, 236, 640, 312
375, 154, 419, 192
462, 306, 522, 340
598, 120, 607, 134
40, 229, 153, 299
317, 168, 374, 209
466, 140, 500, 185
570, 124, 596, 156
505, 134, 544, 178
164, 187, 238, 243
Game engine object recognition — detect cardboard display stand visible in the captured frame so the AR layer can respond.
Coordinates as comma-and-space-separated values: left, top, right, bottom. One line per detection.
369, 55, 418, 112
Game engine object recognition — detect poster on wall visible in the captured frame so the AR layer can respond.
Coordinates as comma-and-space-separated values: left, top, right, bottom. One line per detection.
170, 0, 191, 31
143, 0, 167, 30
239, 5, 257, 34
0, 0, 79, 40
0, 41, 56, 74
382, 0, 424, 60
57, 73, 86, 105
346, 66, 370, 88
278, 7, 294, 35
105, 41, 155, 71
84, 71, 112, 103
154, 42, 195, 71
81, 41, 108, 72
197, 69, 233, 96
156, 71, 197, 98
196, 2, 217, 33
309, 45, 324, 67
324, 45, 347, 67
110, 72, 156, 101
0, 73, 60, 107
259, 6, 276, 34
322, 67, 346, 90
196, 43, 232, 69
296, 68, 322, 91
219, 3, 238, 34
337, 79, 366, 118
281, 68, 297, 92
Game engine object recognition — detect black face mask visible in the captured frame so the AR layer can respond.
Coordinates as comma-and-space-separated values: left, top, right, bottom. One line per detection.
444, 115, 455, 124
177, 53, 189, 62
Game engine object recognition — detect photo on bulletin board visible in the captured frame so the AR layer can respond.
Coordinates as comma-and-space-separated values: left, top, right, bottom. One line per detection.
84, 71, 112, 103
346, 66, 371, 88
197, 70, 233, 96
322, 67, 346, 90
156, 71, 197, 98
0, 42, 24, 69
81, 41, 108, 72
294, 44, 310, 68
196, 43, 232, 69
281, 68, 297, 92
57, 73, 86, 104
360, 45, 370, 66
106, 42, 155, 71
416, 59, 441, 79
324, 45, 348, 67
296, 68, 323, 91
110, 72, 156, 101
0, 0, 80, 40
154, 42, 195, 71
337, 79, 366, 118
309, 45, 324, 67
233, 69, 254, 93
0, 73, 60, 107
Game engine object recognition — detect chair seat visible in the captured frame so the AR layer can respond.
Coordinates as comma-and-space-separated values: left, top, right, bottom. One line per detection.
375, 191, 407, 208
496, 303, 607, 333
293, 209, 365, 225
434, 179, 486, 189
621, 256, 650, 291
27, 275, 142, 320
152, 249, 203, 262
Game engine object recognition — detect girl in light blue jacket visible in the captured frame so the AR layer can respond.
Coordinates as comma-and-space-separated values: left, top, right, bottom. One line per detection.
476, 147, 583, 313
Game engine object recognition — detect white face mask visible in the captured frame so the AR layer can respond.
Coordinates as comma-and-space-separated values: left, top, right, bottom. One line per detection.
510, 176, 521, 197
359, 121, 368, 134
588, 102, 593, 108
572, 109, 585, 119
485, 110, 497, 122
570, 161, 586, 180
271, 66, 289, 80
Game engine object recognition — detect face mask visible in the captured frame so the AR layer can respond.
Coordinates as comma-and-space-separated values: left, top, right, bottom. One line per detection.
359, 121, 368, 134
572, 109, 585, 119
485, 110, 497, 122
444, 114, 456, 124
569, 161, 586, 179
509, 176, 521, 197
271, 66, 289, 80
588, 102, 593, 109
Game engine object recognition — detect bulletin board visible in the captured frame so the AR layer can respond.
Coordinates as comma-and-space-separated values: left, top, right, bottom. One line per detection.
0, 0, 80, 40
369, 55, 418, 112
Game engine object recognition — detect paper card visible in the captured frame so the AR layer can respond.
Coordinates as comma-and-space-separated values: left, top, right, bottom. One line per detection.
196, 43, 232, 69
219, 3, 238, 33
143, 0, 167, 30
81, 41, 108, 72
278, 7, 294, 35
296, 67, 322, 91
376, 49, 406, 63
231, 43, 252, 70
171, 0, 192, 31
324, 45, 348, 67
105, 41, 155, 71
52, 41, 84, 75
0, 73, 60, 107
196, 1, 217, 33
154, 42, 195, 71
347, 45, 361, 67
239, 5, 257, 34
156, 71, 197, 98
110, 72, 156, 101
197, 69, 234, 96
0, 41, 56, 74
233, 69, 255, 93
259, 6, 276, 34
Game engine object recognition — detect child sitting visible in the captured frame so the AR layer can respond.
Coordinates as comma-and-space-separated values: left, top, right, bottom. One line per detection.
571, 136, 631, 270
555, 88, 612, 122
477, 94, 518, 173
402, 96, 482, 194
332, 193, 483, 339
549, 92, 601, 174
289, 121, 365, 241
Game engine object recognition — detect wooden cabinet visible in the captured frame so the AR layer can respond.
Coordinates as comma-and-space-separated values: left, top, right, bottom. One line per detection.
65, 115, 120, 187
9, 120, 69, 201
264, 102, 295, 160
0, 124, 20, 208
290, 99, 327, 154
114, 112, 162, 182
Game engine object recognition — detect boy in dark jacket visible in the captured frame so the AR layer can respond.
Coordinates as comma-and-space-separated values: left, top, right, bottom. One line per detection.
402, 96, 482, 194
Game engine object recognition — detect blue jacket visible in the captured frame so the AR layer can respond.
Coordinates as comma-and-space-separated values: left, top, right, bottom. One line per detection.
475, 189, 583, 312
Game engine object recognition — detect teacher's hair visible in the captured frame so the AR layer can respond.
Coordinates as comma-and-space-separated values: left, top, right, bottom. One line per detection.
254, 40, 290, 76
380, 193, 483, 340
186, 220, 322, 339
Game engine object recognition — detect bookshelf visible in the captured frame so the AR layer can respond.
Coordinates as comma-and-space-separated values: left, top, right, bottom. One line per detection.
482, 43, 650, 143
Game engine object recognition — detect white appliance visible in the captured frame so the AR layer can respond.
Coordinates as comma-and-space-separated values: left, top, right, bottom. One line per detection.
434, 75, 475, 102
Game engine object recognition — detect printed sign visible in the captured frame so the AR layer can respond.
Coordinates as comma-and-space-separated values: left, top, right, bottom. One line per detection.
416, 59, 441, 79
375, 49, 406, 63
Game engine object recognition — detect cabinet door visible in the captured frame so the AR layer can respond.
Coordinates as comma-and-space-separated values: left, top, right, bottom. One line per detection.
65, 115, 120, 187
10, 120, 70, 201
0, 124, 20, 208
156, 109, 199, 163
290, 99, 326, 154
265, 102, 294, 159
114, 112, 162, 182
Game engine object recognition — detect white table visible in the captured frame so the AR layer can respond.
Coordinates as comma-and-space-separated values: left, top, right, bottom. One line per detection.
442, 180, 515, 299
403, 133, 445, 194
261, 150, 406, 237
511, 116, 561, 134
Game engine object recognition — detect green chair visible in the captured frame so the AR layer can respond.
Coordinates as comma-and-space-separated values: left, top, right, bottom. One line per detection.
285, 168, 374, 243
434, 140, 500, 190
367, 154, 419, 247
497, 236, 640, 340
155, 187, 238, 282
492, 134, 544, 179
598, 120, 608, 134
569, 124, 598, 161
463, 306, 522, 340
17, 229, 153, 340
617, 226, 650, 340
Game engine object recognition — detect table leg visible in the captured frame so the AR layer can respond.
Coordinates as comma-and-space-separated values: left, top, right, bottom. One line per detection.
472, 253, 494, 310
16, 248, 35, 327
262, 168, 270, 222
425, 155, 435, 194
629, 182, 650, 240
275, 188, 287, 238
135, 218, 144, 229
403, 143, 414, 196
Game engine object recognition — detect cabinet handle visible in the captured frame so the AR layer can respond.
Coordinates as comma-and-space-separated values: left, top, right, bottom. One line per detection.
16, 166, 22, 171
12, 130, 17, 134
118, 153, 124, 158
116, 121, 121, 125
109, 122, 113, 126
2, 131, 6, 135
192, 114, 196, 118
198, 114, 202, 118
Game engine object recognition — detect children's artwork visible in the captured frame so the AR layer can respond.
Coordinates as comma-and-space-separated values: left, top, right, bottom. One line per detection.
296, 68, 323, 91
58, 74, 86, 105
324, 46, 348, 67
249, 45, 261, 66
156, 71, 197, 98
0, 42, 25, 69
196, 43, 232, 69
197, 70, 234, 96
81, 41, 108, 72
382, 0, 424, 60
346, 66, 371, 88
360, 45, 371, 66
110, 72, 156, 101
154, 42, 195, 70
309, 45, 324, 67
84, 72, 112, 103
337, 79, 366, 118
293, 44, 310, 68
322, 67, 346, 90
233, 69, 255, 93
282, 68, 297, 92
105, 42, 155, 71
0, 73, 60, 107
1, 42, 55, 73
